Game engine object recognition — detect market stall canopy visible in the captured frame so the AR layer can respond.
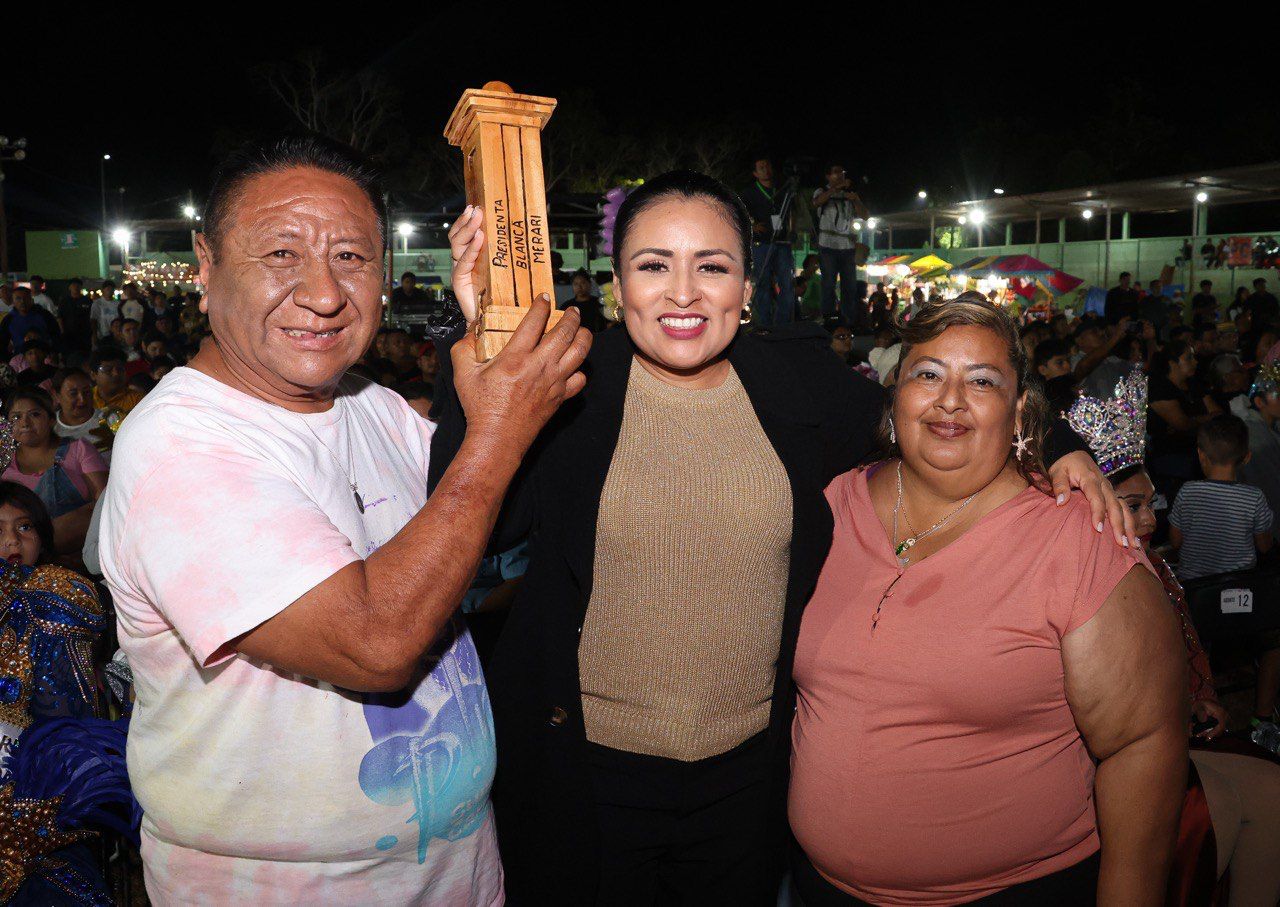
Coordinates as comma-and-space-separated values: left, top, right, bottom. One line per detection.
908, 254, 950, 273
870, 161, 1280, 230
994, 254, 1058, 277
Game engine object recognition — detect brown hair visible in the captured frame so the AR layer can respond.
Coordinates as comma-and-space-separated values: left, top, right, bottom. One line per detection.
878, 290, 1050, 488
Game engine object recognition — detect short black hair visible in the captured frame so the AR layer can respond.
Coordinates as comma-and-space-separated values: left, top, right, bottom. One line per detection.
1200, 279, 1212, 288
51, 366, 90, 393
1033, 337, 1071, 371
0, 481, 55, 563
21, 339, 50, 356
29, 275, 43, 284
611, 169, 753, 272
1197, 414, 1250, 466
400, 271, 416, 281
90, 344, 127, 371
68, 277, 83, 287
101, 280, 116, 291
202, 133, 387, 256
1119, 271, 1131, 279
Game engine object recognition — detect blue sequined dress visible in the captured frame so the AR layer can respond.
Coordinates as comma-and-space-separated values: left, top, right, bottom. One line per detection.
0, 562, 112, 906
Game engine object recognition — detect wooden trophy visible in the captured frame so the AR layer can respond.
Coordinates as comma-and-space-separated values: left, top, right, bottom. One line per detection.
444, 81, 562, 360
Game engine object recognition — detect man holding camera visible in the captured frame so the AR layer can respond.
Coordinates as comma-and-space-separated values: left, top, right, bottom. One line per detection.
812, 163, 869, 331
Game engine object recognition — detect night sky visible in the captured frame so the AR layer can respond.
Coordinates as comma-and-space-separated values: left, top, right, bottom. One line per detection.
8, 10, 1277, 267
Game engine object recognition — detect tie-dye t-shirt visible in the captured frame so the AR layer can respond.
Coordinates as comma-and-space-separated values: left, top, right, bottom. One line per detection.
99, 368, 502, 906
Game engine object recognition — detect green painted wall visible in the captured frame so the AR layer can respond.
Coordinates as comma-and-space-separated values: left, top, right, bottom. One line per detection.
24, 230, 107, 279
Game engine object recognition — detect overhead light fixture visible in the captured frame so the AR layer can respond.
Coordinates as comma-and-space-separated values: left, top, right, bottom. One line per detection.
866, 217, 878, 229
852, 220, 864, 231
958, 216, 967, 225
1082, 209, 1094, 220
111, 227, 130, 245
396, 221, 415, 236
969, 210, 986, 224
917, 190, 928, 200
182, 205, 197, 219
993, 188, 1005, 196
1195, 191, 1208, 203
102, 153, 111, 161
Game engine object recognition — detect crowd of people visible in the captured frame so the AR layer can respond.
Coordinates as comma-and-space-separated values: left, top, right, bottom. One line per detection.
4, 134, 1280, 907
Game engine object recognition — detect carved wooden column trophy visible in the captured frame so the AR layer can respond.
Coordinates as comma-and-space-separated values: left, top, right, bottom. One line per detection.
444, 81, 561, 360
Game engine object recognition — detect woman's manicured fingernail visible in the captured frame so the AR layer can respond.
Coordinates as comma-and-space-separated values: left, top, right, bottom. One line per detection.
1056, 493, 1066, 505
1096, 521, 1104, 533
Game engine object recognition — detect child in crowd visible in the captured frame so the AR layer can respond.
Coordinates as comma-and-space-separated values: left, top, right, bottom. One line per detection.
1169, 414, 1274, 580
0, 480, 55, 566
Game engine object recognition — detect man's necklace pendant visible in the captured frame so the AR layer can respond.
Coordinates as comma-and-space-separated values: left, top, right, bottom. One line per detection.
352, 485, 365, 514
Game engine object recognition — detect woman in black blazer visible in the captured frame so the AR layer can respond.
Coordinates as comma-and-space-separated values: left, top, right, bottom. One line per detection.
430, 171, 1125, 906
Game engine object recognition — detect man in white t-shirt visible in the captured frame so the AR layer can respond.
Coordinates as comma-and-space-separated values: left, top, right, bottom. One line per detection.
28, 274, 56, 315
89, 280, 120, 339
99, 136, 590, 905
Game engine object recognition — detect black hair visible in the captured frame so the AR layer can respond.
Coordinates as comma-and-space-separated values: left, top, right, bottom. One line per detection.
1119, 271, 1131, 279
1200, 279, 1212, 288
21, 339, 51, 356
400, 271, 416, 281
1152, 339, 1192, 379
142, 331, 165, 346
1032, 337, 1071, 371
0, 481, 55, 563
68, 277, 83, 286
29, 275, 43, 284
90, 344, 127, 372
51, 367, 90, 394
611, 169, 754, 272
202, 134, 387, 256
150, 354, 176, 372
1105, 463, 1146, 487
1197, 413, 1250, 466
100, 280, 116, 291
4, 386, 56, 419
1191, 323, 1217, 341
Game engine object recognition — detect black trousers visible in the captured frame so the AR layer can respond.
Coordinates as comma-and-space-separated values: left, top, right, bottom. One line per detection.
789, 845, 1101, 907
586, 730, 779, 906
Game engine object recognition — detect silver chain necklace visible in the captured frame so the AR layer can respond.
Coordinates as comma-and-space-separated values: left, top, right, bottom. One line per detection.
891, 460, 978, 567
298, 396, 364, 513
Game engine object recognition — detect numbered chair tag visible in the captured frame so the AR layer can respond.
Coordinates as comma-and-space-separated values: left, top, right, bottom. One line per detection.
1221, 588, 1254, 614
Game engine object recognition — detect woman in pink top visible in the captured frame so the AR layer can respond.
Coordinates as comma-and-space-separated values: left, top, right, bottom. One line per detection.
2, 387, 107, 557
789, 294, 1187, 906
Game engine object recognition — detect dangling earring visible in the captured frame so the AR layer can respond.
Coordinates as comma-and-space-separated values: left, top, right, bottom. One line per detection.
740, 299, 752, 324
889, 417, 897, 445
1012, 426, 1029, 460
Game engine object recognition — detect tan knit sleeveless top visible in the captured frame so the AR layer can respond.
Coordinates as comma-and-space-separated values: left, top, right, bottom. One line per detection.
578, 358, 793, 761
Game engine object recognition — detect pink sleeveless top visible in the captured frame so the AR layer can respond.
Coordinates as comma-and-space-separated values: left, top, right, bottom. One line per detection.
789, 466, 1150, 905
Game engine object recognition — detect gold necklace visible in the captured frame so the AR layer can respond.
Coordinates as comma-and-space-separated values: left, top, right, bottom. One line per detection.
891, 460, 979, 567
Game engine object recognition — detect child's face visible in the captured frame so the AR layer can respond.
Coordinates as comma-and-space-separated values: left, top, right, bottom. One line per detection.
1112, 470, 1158, 545
0, 503, 41, 566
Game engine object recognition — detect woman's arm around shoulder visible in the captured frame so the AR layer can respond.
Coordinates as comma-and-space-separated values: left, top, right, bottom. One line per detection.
1063, 564, 1187, 906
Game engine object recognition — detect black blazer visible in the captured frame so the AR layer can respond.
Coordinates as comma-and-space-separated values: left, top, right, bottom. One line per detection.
430, 323, 886, 904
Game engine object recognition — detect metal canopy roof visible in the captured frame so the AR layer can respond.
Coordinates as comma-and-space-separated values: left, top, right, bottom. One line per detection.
875, 161, 1280, 229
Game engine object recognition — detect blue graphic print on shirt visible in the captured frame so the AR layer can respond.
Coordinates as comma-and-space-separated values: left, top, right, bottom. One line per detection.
358, 622, 496, 863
